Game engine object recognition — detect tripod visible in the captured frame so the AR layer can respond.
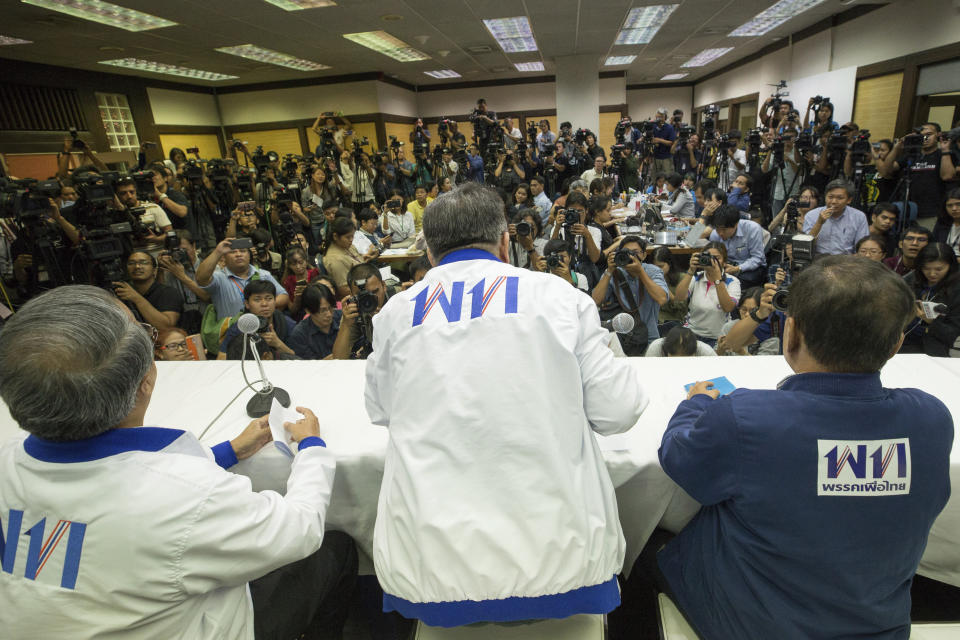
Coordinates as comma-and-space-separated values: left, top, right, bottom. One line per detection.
890, 163, 916, 234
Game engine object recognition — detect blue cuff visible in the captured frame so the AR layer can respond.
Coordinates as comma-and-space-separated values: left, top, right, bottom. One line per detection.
211, 441, 238, 469
297, 436, 326, 450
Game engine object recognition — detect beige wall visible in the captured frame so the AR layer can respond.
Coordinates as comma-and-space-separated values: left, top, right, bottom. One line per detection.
627, 86, 693, 122
147, 87, 220, 126
217, 81, 381, 126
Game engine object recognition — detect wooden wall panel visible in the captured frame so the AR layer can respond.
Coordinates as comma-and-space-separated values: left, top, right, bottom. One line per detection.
229, 128, 303, 158
158, 133, 221, 162
853, 72, 904, 141
306, 122, 379, 156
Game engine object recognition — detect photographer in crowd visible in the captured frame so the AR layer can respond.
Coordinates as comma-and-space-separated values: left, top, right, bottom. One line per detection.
196, 237, 287, 322
674, 242, 740, 348
535, 238, 589, 291
112, 250, 183, 332
311, 111, 352, 157
0, 286, 357, 638
114, 177, 173, 256
592, 235, 669, 355
708, 205, 767, 288
902, 242, 960, 356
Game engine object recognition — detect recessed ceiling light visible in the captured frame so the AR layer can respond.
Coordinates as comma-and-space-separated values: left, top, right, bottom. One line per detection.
342, 30, 430, 62
730, 0, 827, 37
262, 0, 336, 10
514, 61, 544, 72
615, 4, 678, 45
0, 35, 32, 45
483, 16, 538, 52
681, 47, 734, 67
215, 44, 330, 71
605, 55, 637, 66
99, 58, 237, 81
424, 69, 461, 79
21, 0, 176, 32
661, 73, 688, 80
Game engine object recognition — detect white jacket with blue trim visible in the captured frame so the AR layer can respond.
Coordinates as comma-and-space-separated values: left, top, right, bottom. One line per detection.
365, 248, 649, 627
0, 427, 334, 639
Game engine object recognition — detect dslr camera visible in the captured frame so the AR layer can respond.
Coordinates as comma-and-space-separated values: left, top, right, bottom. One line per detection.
515, 220, 532, 236
614, 248, 639, 268
350, 278, 379, 315
694, 252, 716, 269
546, 252, 564, 269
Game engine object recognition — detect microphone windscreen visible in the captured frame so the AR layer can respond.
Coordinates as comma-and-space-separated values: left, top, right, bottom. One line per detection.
237, 313, 261, 335
612, 313, 635, 334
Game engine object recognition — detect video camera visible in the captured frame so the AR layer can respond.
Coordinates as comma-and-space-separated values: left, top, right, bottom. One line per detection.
850, 130, 872, 163
388, 135, 404, 150
901, 128, 925, 163
182, 159, 204, 184
130, 170, 155, 201
810, 95, 830, 113
768, 80, 789, 113
614, 118, 632, 143
574, 128, 593, 146
0, 177, 61, 220
702, 105, 719, 142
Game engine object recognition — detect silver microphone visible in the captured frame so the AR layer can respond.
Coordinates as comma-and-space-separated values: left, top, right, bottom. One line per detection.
237, 313, 290, 418
601, 313, 635, 334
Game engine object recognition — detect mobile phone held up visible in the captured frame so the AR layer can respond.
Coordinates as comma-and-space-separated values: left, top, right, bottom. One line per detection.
229, 237, 253, 250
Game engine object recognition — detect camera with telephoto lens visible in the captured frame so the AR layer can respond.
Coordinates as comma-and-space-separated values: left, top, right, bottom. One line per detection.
614, 248, 638, 268
546, 252, 564, 269
771, 233, 815, 312
516, 220, 532, 236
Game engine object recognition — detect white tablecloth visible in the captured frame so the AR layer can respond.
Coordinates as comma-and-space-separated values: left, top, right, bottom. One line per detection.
1, 355, 957, 586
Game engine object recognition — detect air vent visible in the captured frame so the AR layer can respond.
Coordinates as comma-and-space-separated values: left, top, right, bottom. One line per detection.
0, 83, 86, 132
467, 45, 493, 54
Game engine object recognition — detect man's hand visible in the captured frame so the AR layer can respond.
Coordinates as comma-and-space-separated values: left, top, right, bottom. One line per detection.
214, 238, 234, 257
625, 255, 645, 279
158, 254, 187, 279
261, 326, 283, 349
774, 268, 786, 286
381, 234, 393, 248
758, 283, 776, 319
571, 223, 589, 237
939, 137, 952, 153
47, 198, 62, 220
341, 299, 359, 326
111, 281, 141, 303
687, 381, 719, 400
819, 207, 833, 223
507, 223, 517, 239
230, 416, 272, 460
534, 256, 548, 272
518, 233, 534, 252
283, 406, 321, 443
725, 264, 741, 275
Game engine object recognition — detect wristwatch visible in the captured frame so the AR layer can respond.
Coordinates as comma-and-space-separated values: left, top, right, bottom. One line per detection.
713, 278, 722, 286
749, 308, 766, 323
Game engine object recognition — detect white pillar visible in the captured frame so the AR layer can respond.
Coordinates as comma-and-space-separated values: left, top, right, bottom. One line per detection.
555, 55, 599, 135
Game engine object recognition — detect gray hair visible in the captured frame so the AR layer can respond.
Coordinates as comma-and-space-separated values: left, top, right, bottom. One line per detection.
0, 285, 154, 441
422, 182, 507, 260
824, 178, 856, 199
570, 179, 589, 191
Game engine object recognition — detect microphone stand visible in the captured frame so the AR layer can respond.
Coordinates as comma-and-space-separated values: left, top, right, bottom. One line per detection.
242, 332, 290, 417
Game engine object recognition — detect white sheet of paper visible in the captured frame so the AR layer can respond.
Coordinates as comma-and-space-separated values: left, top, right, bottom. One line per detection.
268, 398, 301, 457
379, 266, 392, 281
379, 248, 411, 256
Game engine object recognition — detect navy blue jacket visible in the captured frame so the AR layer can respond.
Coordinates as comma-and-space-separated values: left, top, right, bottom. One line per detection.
658, 372, 952, 640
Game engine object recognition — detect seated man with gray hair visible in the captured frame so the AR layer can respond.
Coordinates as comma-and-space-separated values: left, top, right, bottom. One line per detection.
366, 182, 649, 630
0, 285, 356, 638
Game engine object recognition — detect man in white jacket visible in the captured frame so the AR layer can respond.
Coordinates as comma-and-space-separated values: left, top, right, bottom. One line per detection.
366, 182, 649, 628
0, 285, 356, 639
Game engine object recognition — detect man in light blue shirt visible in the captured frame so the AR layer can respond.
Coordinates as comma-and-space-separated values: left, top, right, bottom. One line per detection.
196, 238, 287, 319
802, 179, 870, 256
529, 176, 553, 225
708, 205, 767, 288
466, 144, 485, 183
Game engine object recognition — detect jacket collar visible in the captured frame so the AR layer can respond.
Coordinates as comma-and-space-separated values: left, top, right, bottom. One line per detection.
24, 427, 186, 463
776, 372, 883, 397
438, 248, 502, 266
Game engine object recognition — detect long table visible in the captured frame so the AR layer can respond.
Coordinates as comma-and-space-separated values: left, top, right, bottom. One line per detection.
1, 355, 957, 586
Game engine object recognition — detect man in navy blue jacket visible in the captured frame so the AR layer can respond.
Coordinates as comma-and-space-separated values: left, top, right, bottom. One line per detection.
659, 255, 953, 639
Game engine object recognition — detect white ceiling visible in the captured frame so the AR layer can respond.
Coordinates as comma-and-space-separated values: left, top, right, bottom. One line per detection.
0, 0, 889, 87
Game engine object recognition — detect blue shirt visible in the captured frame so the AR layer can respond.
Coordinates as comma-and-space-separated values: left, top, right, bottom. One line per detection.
533, 192, 552, 225
466, 154, 484, 183
605, 264, 669, 342
658, 372, 952, 640
202, 265, 284, 319
727, 187, 750, 214
288, 311, 342, 360
802, 206, 870, 255
708, 219, 766, 274
653, 122, 676, 159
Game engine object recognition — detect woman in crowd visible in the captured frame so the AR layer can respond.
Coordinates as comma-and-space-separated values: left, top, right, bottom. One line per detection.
649, 246, 687, 336
674, 241, 740, 348
287, 284, 342, 360
323, 156, 350, 205
282, 247, 319, 317
507, 208, 546, 269
664, 172, 695, 218
936, 188, 960, 259
509, 183, 532, 219
803, 99, 836, 133
855, 235, 887, 262
154, 328, 196, 361
380, 188, 416, 248
165, 147, 186, 174
767, 185, 820, 237
903, 242, 960, 357
302, 166, 337, 244
438, 176, 454, 193
323, 217, 369, 299
587, 195, 618, 253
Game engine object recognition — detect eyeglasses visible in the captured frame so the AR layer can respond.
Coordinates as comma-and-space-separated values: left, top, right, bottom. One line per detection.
904, 236, 927, 244
139, 322, 158, 343
161, 341, 188, 351
127, 260, 153, 267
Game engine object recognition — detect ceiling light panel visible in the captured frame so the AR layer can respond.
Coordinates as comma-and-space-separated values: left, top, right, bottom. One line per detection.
99, 58, 237, 81
262, 0, 335, 10
483, 17, 538, 53
424, 69, 461, 79
342, 31, 430, 62
605, 55, 637, 66
0, 35, 32, 45
21, 0, 176, 32
730, 0, 827, 36
215, 44, 329, 71
615, 4, 678, 45
681, 47, 734, 67
514, 61, 544, 72
661, 73, 688, 80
